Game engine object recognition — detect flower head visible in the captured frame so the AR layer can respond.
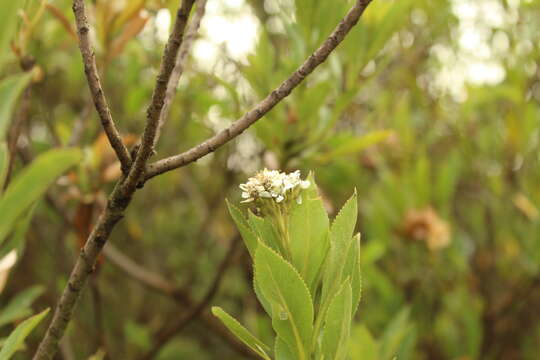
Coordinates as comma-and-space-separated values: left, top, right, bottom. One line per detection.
239, 169, 310, 204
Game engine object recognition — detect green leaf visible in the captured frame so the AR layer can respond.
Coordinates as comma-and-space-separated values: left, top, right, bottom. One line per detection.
365, 0, 414, 62
0, 74, 32, 140
87, 349, 106, 360
0, 2, 22, 67
321, 190, 358, 309
124, 320, 151, 350
226, 202, 274, 317
288, 175, 329, 292
0, 308, 49, 360
330, 190, 358, 248
0, 285, 44, 327
253, 276, 273, 317
380, 307, 412, 360
0, 205, 36, 262
248, 212, 283, 254
211, 307, 271, 360
349, 325, 379, 360
275, 337, 295, 360
254, 242, 314, 359
226, 200, 258, 258
316, 131, 392, 163
343, 233, 362, 316
322, 280, 353, 360
0, 148, 82, 245
0, 143, 7, 186
313, 90, 357, 140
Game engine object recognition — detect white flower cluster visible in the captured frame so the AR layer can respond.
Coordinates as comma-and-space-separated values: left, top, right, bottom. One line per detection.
240, 169, 310, 203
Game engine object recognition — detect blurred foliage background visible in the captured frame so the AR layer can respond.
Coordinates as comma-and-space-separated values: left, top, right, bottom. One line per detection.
1, 0, 540, 359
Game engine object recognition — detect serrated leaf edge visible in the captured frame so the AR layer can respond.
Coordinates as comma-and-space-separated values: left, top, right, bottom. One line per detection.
322, 279, 352, 360
255, 241, 314, 357
330, 188, 358, 235
352, 233, 362, 316
211, 306, 272, 360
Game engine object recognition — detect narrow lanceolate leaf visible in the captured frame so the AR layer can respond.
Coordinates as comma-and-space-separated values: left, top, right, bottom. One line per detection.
211, 307, 272, 360
275, 337, 295, 360
322, 280, 352, 360
255, 242, 314, 359
0, 285, 45, 327
0, 73, 33, 139
0, 142, 7, 186
0, 2, 23, 66
0, 149, 82, 245
0, 308, 49, 360
379, 307, 412, 360
365, 0, 414, 62
321, 190, 358, 307
288, 175, 329, 292
349, 325, 379, 360
0, 205, 36, 263
226, 200, 258, 258
317, 130, 393, 163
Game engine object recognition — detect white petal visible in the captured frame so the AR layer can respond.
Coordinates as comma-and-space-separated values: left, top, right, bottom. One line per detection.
260, 191, 272, 198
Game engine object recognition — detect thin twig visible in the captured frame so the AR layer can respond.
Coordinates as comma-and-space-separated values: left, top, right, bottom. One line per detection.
103, 242, 257, 359
139, 237, 241, 360
103, 243, 175, 294
154, 0, 208, 147
123, 0, 197, 190
72, 0, 132, 173
144, 0, 373, 181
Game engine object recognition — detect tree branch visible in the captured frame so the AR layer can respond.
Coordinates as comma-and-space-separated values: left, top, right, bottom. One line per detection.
144, 0, 373, 181
102, 243, 176, 294
71, 0, 132, 173
154, 0, 208, 147
103, 241, 258, 359
33, 181, 131, 360
33, 2, 200, 357
123, 0, 196, 190
138, 237, 241, 360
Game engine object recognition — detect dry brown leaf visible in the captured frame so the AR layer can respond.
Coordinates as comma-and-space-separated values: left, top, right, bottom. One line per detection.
109, 10, 150, 60
400, 207, 451, 251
